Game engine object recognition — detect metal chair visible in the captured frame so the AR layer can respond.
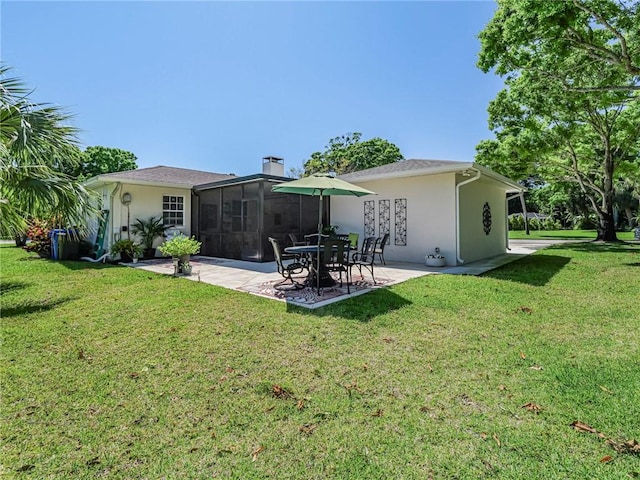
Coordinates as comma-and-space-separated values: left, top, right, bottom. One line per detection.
288, 233, 307, 247
268, 237, 307, 290
350, 236, 379, 283
374, 232, 390, 265
320, 239, 351, 293
304, 233, 329, 245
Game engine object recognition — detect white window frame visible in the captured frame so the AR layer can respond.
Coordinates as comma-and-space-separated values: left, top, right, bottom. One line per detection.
162, 194, 185, 226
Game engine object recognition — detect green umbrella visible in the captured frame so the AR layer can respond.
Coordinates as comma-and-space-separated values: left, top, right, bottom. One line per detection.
271, 174, 376, 292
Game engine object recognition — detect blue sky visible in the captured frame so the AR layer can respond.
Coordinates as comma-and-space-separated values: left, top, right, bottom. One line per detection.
1, 1, 502, 176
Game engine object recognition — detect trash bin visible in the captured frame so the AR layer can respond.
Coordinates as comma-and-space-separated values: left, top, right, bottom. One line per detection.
50, 229, 80, 260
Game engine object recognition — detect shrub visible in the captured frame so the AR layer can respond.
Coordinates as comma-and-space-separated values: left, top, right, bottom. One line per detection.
158, 234, 201, 257
23, 220, 51, 257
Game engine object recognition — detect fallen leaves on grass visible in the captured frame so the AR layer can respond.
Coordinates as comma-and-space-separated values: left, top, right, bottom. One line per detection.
493, 433, 501, 447
516, 306, 533, 314
296, 399, 305, 410
251, 446, 264, 462
271, 384, 293, 399
128, 372, 139, 379
530, 365, 544, 370
571, 421, 640, 455
522, 402, 542, 414
371, 409, 384, 417
599, 385, 613, 394
299, 424, 317, 435
78, 349, 93, 362
519, 351, 526, 360
600, 455, 613, 463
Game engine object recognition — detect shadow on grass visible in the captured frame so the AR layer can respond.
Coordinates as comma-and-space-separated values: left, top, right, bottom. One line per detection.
548, 241, 640, 254
483, 254, 571, 286
2, 296, 77, 318
286, 288, 411, 321
0, 281, 30, 295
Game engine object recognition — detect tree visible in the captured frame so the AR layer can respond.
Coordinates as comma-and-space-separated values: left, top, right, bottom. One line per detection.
67, 146, 138, 179
478, 0, 640, 93
0, 65, 96, 238
476, 0, 640, 241
302, 133, 404, 176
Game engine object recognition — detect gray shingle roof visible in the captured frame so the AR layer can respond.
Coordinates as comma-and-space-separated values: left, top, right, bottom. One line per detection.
96, 166, 236, 187
339, 159, 471, 181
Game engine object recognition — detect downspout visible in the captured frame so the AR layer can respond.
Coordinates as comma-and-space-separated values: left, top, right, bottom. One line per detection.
456, 170, 481, 264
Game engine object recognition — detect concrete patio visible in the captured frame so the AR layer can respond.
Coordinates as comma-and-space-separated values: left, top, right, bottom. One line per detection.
126, 240, 564, 309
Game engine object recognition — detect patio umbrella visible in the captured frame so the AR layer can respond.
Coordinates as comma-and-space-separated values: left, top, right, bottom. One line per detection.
271, 174, 376, 292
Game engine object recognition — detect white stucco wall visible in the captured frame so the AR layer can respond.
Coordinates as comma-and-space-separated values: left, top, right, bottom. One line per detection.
90, 183, 192, 252
330, 173, 458, 264
457, 176, 507, 263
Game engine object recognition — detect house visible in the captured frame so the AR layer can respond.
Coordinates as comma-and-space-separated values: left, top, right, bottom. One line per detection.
331, 159, 526, 265
84, 158, 524, 265
83, 158, 321, 261
84, 166, 236, 255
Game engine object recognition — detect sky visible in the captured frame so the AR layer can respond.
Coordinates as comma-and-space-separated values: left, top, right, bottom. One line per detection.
1, 0, 503, 177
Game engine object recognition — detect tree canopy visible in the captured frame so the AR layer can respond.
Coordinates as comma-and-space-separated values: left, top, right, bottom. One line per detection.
0, 65, 97, 237
302, 133, 404, 176
65, 146, 138, 179
476, 0, 640, 241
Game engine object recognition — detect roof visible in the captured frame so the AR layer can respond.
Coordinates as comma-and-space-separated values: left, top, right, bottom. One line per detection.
339, 159, 525, 193
194, 173, 290, 191
84, 166, 236, 189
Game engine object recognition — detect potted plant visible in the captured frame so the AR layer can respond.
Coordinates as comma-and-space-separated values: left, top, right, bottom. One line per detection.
110, 239, 142, 263
181, 260, 192, 276
158, 234, 201, 274
131, 216, 169, 259
425, 248, 446, 267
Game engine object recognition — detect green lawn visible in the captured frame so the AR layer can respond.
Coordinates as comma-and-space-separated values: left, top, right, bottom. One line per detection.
1, 243, 639, 479
509, 229, 636, 241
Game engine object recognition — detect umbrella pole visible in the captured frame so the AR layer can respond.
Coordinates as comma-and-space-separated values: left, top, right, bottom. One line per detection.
317, 193, 323, 294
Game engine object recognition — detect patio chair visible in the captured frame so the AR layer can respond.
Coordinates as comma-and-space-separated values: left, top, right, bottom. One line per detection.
268, 237, 307, 290
347, 232, 359, 249
350, 236, 379, 284
304, 233, 329, 245
288, 233, 307, 247
374, 232, 390, 265
320, 239, 351, 294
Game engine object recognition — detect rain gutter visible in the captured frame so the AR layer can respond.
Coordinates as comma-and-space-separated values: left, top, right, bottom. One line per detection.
455, 169, 481, 264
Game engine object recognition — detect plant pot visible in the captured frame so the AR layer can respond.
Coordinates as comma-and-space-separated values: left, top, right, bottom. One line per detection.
143, 247, 156, 259
120, 252, 133, 263
425, 256, 446, 267
182, 265, 192, 276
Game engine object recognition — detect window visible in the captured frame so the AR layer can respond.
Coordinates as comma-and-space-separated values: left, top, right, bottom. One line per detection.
163, 195, 184, 226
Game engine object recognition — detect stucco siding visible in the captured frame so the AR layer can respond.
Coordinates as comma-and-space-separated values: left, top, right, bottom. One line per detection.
330, 174, 457, 264
457, 176, 507, 263
89, 184, 192, 252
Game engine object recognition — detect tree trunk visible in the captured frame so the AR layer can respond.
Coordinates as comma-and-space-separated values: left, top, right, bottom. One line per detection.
596, 209, 618, 241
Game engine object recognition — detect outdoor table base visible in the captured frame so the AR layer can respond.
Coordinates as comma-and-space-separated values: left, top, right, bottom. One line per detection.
284, 245, 337, 288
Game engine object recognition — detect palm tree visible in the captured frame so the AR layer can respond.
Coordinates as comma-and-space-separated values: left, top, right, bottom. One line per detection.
0, 65, 97, 238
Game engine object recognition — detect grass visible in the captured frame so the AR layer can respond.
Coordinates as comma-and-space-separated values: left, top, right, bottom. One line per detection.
509, 229, 636, 241
1, 242, 639, 479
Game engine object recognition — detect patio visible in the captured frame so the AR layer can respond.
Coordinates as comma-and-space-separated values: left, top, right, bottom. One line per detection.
125, 240, 558, 308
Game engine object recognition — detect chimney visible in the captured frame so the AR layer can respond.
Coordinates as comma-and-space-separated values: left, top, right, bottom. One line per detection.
262, 156, 284, 176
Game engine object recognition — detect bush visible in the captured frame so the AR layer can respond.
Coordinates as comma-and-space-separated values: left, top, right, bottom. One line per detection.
23, 220, 51, 257
158, 234, 201, 257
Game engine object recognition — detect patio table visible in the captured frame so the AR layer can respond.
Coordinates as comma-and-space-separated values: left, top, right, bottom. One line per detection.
284, 245, 338, 288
